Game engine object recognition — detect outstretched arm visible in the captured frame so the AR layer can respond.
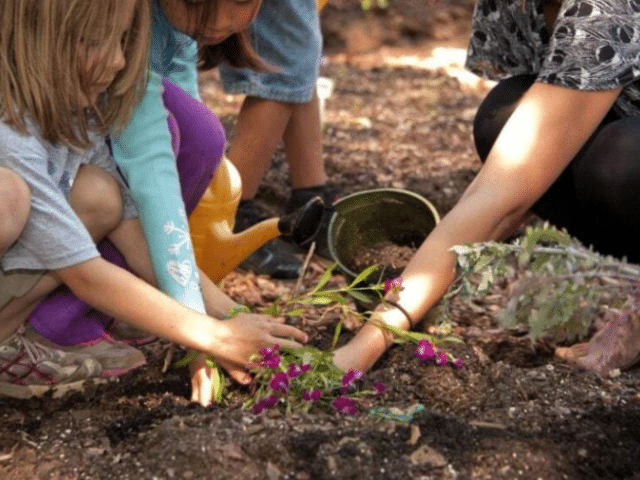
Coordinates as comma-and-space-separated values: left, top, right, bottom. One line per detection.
54, 257, 307, 367
334, 82, 621, 372
106, 217, 301, 402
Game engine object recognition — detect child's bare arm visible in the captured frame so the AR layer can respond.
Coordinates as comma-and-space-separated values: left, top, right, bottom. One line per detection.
106, 218, 157, 285
53, 258, 307, 366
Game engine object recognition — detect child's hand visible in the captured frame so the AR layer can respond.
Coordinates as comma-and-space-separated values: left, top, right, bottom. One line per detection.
189, 352, 252, 407
189, 314, 307, 407
189, 352, 216, 406
213, 312, 308, 366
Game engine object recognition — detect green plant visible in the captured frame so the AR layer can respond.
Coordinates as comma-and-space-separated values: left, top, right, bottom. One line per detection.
179, 264, 462, 411
442, 223, 640, 343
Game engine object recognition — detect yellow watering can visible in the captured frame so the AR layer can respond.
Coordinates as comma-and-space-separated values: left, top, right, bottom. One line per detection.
189, 157, 324, 284
190, 0, 330, 284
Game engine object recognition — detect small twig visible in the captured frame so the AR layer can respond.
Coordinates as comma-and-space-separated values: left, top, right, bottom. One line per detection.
292, 241, 316, 301
288, 242, 317, 330
162, 344, 176, 373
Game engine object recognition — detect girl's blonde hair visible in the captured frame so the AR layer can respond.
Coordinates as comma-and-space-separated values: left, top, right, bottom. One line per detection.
0, 0, 150, 150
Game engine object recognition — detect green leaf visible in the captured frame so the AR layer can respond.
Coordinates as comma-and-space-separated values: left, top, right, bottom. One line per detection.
300, 292, 347, 305
348, 290, 375, 304
261, 302, 281, 317
348, 265, 379, 288
211, 366, 225, 403
312, 263, 337, 293
331, 320, 344, 349
174, 350, 197, 368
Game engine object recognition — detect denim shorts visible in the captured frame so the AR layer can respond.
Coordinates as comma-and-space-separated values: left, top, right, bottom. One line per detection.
219, 0, 322, 103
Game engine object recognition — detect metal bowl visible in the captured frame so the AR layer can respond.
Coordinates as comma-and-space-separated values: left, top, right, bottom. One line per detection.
327, 188, 439, 280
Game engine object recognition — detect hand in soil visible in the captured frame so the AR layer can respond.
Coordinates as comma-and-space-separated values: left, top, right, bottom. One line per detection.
189, 352, 253, 407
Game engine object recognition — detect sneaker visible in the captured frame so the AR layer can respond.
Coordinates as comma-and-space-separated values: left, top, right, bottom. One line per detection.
235, 200, 303, 279
27, 326, 146, 378
108, 321, 157, 347
0, 325, 103, 399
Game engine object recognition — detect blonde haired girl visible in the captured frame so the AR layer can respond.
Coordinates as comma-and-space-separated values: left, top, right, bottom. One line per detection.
26, 0, 304, 407
0, 0, 149, 148
0, 0, 307, 399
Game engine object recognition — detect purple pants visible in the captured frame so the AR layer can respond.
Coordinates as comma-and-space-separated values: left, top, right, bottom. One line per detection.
29, 78, 225, 346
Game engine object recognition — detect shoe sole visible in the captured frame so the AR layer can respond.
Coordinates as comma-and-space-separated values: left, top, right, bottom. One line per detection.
0, 377, 107, 399
100, 357, 146, 378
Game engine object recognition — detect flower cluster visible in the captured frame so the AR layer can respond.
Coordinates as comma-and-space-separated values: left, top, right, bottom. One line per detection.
415, 339, 464, 369
248, 345, 386, 416
383, 276, 404, 295
234, 268, 463, 414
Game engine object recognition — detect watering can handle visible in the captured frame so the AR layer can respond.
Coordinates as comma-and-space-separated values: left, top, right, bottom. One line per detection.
278, 196, 325, 246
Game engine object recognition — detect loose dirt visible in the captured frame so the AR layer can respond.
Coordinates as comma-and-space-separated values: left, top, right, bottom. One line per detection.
2, 1, 640, 479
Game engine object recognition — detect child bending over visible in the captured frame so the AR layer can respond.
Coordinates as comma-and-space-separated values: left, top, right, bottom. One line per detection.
0, 0, 306, 399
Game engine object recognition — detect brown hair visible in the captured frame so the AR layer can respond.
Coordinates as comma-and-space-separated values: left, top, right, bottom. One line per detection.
0, 0, 150, 150
177, 0, 268, 71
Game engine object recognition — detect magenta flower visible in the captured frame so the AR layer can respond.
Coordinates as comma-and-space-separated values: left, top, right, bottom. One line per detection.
301, 389, 322, 402
415, 339, 435, 362
340, 368, 363, 393
259, 344, 281, 369
373, 382, 387, 395
300, 363, 311, 373
269, 372, 289, 393
333, 396, 358, 415
383, 276, 404, 295
435, 351, 448, 366
287, 363, 303, 378
341, 369, 363, 387
252, 395, 279, 414
453, 358, 464, 369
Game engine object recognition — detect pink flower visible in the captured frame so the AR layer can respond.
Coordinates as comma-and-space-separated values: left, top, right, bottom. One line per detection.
341, 369, 363, 387
340, 368, 363, 393
259, 344, 281, 369
373, 382, 387, 395
435, 351, 448, 366
302, 389, 322, 402
453, 358, 464, 369
252, 395, 279, 414
333, 396, 358, 415
415, 339, 435, 362
269, 372, 289, 393
287, 363, 303, 378
300, 363, 311, 373
383, 276, 404, 295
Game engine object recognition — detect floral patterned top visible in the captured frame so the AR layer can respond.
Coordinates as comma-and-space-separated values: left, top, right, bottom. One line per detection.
465, 0, 640, 117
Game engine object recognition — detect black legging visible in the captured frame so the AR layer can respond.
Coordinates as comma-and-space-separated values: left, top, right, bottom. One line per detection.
474, 74, 640, 262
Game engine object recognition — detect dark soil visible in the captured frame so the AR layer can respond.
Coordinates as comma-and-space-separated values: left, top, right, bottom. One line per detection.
348, 241, 416, 275
3, 1, 640, 479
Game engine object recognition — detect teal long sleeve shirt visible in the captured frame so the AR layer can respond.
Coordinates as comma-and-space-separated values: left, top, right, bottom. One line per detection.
111, 2, 208, 313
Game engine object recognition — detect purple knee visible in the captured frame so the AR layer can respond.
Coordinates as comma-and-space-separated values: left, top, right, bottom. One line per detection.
161, 76, 225, 213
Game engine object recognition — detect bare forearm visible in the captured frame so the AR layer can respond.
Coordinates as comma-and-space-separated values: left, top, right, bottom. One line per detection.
198, 267, 238, 318
334, 84, 621, 372
56, 258, 216, 352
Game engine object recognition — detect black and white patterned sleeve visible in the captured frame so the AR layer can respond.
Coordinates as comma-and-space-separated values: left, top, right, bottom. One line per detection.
539, 0, 640, 90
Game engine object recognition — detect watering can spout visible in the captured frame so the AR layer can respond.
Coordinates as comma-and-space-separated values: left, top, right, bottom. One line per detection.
189, 157, 324, 284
